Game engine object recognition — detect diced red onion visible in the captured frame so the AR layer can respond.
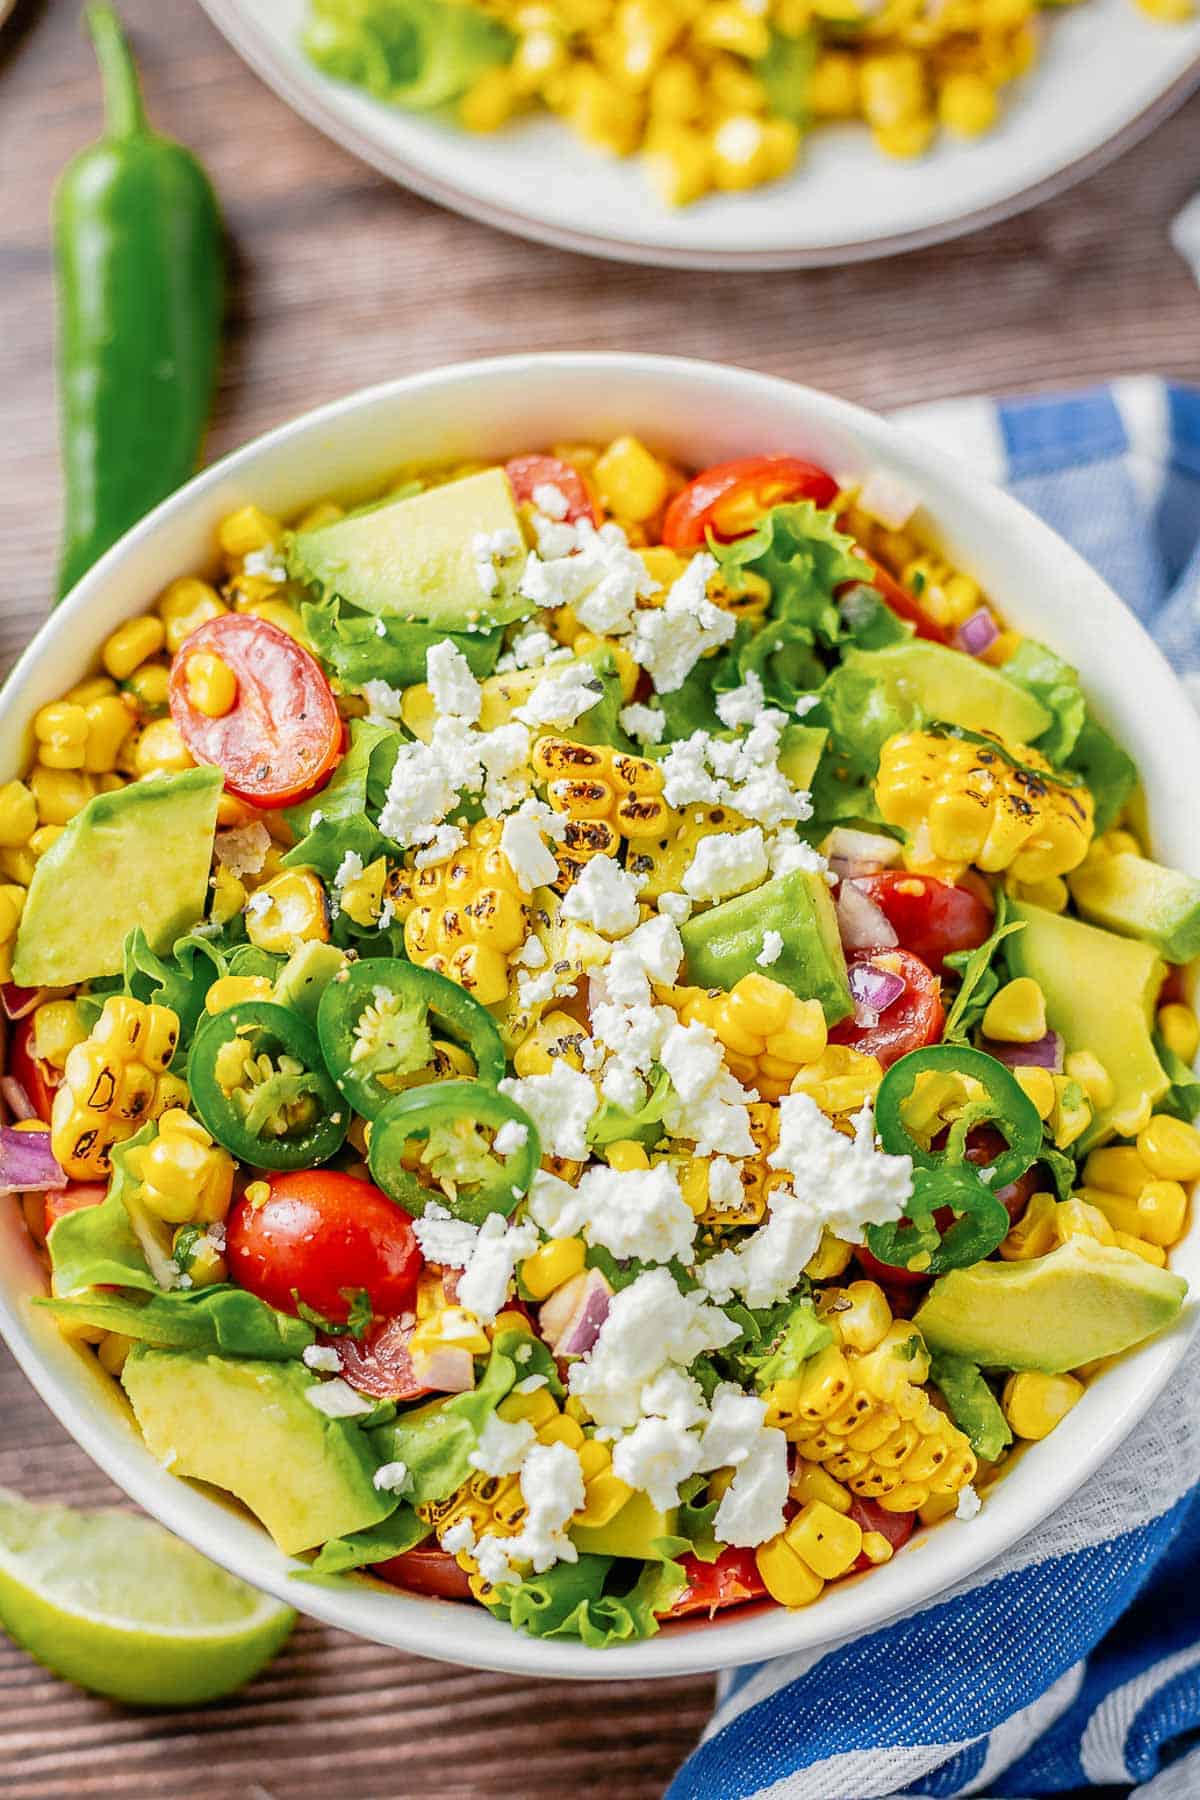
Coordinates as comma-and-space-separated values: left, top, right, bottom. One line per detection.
849, 961, 906, 1027
823, 828, 902, 879
0, 1126, 66, 1194
979, 1031, 1064, 1073
0, 1077, 37, 1122
1, 983, 44, 1021
857, 468, 920, 531
836, 881, 899, 951
540, 1268, 613, 1357
955, 607, 1000, 658
410, 1345, 475, 1393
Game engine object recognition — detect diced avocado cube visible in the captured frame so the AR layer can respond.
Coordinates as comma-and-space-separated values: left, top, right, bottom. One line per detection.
844, 641, 1052, 745
915, 1237, 1187, 1374
777, 724, 827, 792
122, 1349, 395, 1557
1069, 852, 1200, 965
680, 868, 853, 1025
286, 468, 530, 629
570, 1491, 677, 1560
273, 941, 347, 1027
12, 767, 222, 988
1007, 900, 1168, 1148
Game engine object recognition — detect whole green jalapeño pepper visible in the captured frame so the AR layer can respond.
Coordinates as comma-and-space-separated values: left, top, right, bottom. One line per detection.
188, 1002, 347, 1172
865, 1044, 1042, 1277
368, 1080, 540, 1225
54, 6, 223, 598
317, 958, 506, 1121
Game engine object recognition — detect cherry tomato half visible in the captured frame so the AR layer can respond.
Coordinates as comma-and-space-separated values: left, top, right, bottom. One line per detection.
848, 1497, 916, 1573
44, 1182, 107, 1240
372, 1544, 474, 1602
661, 1547, 768, 1619
831, 948, 944, 1071
850, 873, 993, 978
226, 1171, 423, 1325
169, 614, 343, 809
334, 1312, 430, 1402
505, 454, 599, 526
10, 1017, 59, 1124
662, 455, 838, 550
854, 555, 949, 645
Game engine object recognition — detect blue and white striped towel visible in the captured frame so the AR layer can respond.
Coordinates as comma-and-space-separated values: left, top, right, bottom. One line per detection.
668, 380, 1200, 1800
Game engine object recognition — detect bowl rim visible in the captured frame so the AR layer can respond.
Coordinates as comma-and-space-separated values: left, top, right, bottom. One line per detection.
2, 351, 1198, 1681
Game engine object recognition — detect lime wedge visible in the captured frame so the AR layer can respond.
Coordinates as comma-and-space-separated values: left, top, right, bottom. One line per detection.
0, 1488, 294, 1706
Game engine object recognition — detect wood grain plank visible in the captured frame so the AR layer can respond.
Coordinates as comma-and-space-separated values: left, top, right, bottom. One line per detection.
1, 0, 1198, 1790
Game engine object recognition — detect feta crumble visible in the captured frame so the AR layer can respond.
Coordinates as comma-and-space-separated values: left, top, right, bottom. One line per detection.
304, 1379, 376, 1419
468, 1413, 537, 1477
499, 1062, 597, 1161
426, 639, 482, 723
529, 1161, 696, 1265
631, 553, 736, 693
757, 929, 784, 967
618, 702, 665, 745
559, 854, 640, 937
301, 1344, 342, 1373
682, 826, 769, 904
372, 1461, 411, 1495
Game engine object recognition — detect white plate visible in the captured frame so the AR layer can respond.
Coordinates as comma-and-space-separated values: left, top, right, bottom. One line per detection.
2, 354, 1199, 1679
199, 0, 1200, 268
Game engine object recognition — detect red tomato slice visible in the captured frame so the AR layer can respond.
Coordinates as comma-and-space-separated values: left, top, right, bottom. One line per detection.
44, 1182, 107, 1239
226, 1171, 423, 1325
372, 1545, 474, 1602
169, 614, 343, 809
662, 455, 838, 549
831, 948, 944, 1071
661, 1547, 768, 1619
505, 454, 599, 526
850, 872, 993, 978
334, 1313, 430, 1402
848, 1497, 917, 1573
10, 1017, 59, 1124
852, 555, 949, 645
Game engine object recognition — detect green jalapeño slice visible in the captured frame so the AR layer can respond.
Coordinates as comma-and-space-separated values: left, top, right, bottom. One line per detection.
187, 1001, 347, 1171
367, 1080, 539, 1225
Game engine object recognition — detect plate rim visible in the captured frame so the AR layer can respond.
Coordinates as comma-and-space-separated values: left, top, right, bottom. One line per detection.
196, 0, 1200, 270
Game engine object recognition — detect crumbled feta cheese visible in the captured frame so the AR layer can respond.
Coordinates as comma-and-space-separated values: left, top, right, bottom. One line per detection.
441, 1518, 477, 1556
699, 1097, 912, 1309
302, 1344, 342, 1373
656, 891, 692, 925
707, 1157, 745, 1212
568, 1267, 739, 1432
243, 547, 288, 581
713, 1434, 789, 1547
715, 670, 766, 730
499, 1062, 597, 1161
499, 810, 559, 893
714, 113, 763, 166
473, 526, 522, 599
795, 693, 820, 718
426, 639, 482, 723
334, 850, 364, 893
560, 854, 640, 937
631, 554, 736, 693
245, 891, 272, 918
757, 929, 784, 967
660, 1019, 756, 1158
532, 481, 569, 520
956, 1483, 982, 1521
529, 1161, 696, 1265
514, 663, 605, 729
493, 1118, 529, 1157
519, 518, 656, 639
474, 1440, 585, 1584
413, 824, 466, 869
612, 1416, 703, 1513
378, 718, 480, 847
456, 1212, 539, 1323
361, 678, 406, 725
304, 1379, 376, 1419
468, 1413, 536, 1476
618, 702, 665, 745
682, 826, 769, 904
513, 932, 548, 970
372, 1461, 411, 1494
411, 1200, 479, 1269
515, 1373, 549, 1395
507, 623, 565, 669
767, 829, 828, 880
661, 717, 815, 834
478, 721, 534, 817
214, 822, 271, 879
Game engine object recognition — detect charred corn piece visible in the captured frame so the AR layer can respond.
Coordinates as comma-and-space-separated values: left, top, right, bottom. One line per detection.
50, 996, 182, 1179
125, 1109, 234, 1226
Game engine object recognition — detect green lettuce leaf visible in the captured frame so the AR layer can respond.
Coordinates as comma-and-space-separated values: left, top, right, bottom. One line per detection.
1001, 639, 1086, 764
303, 0, 515, 110
304, 1506, 430, 1577
929, 1353, 1012, 1461
716, 502, 872, 650
755, 27, 816, 124
287, 718, 395, 839
1065, 711, 1138, 834
744, 1298, 832, 1390
586, 1066, 671, 1148
45, 1127, 158, 1296
368, 1328, 531, 1506
38, 1284, 313, 1360
942, 894, 1025, 1044
301, 596, 501, 693
1153, 1032, 1200, 1125
123, 928, 226, 1056
487, 1550, 686, 1646
1038, 1142, 1079, 1203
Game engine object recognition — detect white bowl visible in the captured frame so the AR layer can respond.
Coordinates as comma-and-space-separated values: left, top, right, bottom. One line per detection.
2, 354, 1197, 1680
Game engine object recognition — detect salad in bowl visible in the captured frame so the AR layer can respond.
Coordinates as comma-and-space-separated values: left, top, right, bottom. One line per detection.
4, 414, 1197, 1650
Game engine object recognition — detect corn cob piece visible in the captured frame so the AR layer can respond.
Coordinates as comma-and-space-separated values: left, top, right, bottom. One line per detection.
673, 973, 829, 1101
386, 819, 533, 1008
50, 996, 186, 1180
531, 736, 673, 892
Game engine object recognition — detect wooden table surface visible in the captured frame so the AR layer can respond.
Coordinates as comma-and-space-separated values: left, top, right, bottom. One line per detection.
1, 0, 1198, 1793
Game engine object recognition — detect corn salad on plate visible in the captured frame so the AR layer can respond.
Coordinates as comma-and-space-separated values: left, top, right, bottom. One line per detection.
2, 392, 1197, 1651
198, 0, 1199, 266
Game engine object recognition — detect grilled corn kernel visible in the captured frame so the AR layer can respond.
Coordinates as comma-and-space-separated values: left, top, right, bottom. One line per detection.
808, 50, 859, 117
103, 615, 166, 680
127, 1110, 235, 1227
218, 505, 282, 560
1002, 1370, 1083, 1441
825, 1280, 893, 1354
1082, 1145, 1151, 1197
981, 977, 1046, 1044
184, 650, 238, 718
1050, 1074, 1092, 1150
0, 883, 24, 945
245, 870, 330, 954
804, 1231, 854, 1280
754, 1534, 826, 1608
1158, 1002, 1200, 1065
1062, 1050, 1113, 1111
50, 997, 181, 1180
31, 999, 87, 1069
80, 695, 135, 774
96, 1331, 135, 1377
30, 766, 97, 827
938, 72, 999, 136
123, 661, 171, 718
783, 1499, 865, 1581
29, 825, 63, 858
0, 847, 35, 886
789, 1044, 883, 1116
1137, 1114, 1200, 1183
593, 436, 669, 523
789, 1464, 852, 1513
0, 780, 36, 848
861, 52, 927, 130
606, 1139, 650, 1172
133, 719, 194, 777
34, 702, 88, 771
1013, 1065, 1055, 1120
645, 123, 713, 207
158, 578, 227, 654
205, 975, 274, 1015
460, 65, 524, 131
520, 1236, 587, 1301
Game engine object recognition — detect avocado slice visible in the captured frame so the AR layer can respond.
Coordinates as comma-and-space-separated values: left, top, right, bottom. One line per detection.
272, 941, 347, 1027
680, 867, 853, 1025
1068, 852, 1200, 965
777, 724, 827, 792
914, 1237, 1187, 1374
928, 1353, 1012, 1461
843, 642, 1051, 745
12, 767, 222, 988
286, 467, 530, 629
570, 1491, 677, 1560
1007, 900, 1168, 1147
122, 1348, 395, 1556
